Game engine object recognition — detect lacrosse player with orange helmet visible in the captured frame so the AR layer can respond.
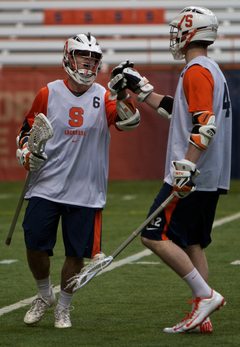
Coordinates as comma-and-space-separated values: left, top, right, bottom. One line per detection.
110, 7, 232, 334
16, 33, 140, 328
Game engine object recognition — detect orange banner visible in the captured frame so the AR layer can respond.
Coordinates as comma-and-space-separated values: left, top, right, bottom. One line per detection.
44, 8, 165, 25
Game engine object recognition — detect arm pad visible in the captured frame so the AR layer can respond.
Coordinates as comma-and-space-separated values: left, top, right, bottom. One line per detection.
189, 111, 216, 150
17, 119, 31, 148
115, 95, 140, 131
157, 95, 174, 120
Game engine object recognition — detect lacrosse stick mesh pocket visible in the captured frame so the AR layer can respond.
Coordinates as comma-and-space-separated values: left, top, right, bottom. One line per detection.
28, 114, 53, 154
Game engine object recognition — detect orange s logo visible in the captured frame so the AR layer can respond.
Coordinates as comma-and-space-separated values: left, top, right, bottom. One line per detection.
69, 107, 84, 127
185, 14, 193, 27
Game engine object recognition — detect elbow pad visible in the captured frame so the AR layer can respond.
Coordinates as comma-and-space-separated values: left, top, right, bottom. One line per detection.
157, 95, 174, 121
189, 111, 216, 150
17, 119, 32, 149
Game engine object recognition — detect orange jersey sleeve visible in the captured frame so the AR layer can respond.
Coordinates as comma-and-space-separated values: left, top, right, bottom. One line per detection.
25, 86, 49, 127
104, 90, 118, 127
183, 65, 214, 113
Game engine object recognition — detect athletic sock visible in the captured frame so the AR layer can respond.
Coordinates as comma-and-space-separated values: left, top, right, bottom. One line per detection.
57, 290, 74, 308
183, 268, 212, 299
35, 277, 52, 297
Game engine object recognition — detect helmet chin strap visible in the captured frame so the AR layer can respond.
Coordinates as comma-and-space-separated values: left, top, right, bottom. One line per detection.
72, 68, 96, 85
171, 27, 198, 60
181, 29, 197, 50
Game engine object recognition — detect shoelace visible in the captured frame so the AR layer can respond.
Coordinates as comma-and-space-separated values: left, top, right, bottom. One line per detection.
180, 312, 190, 324
55, 306, 74, 322
186, 297, 201, 320
28, 295, 50, 314
173, 312, 190, 329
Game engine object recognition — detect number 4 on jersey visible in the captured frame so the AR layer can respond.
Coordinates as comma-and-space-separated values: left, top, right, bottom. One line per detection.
223, 83, 230, 118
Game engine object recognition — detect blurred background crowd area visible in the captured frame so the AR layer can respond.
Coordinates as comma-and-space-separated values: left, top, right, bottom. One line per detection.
0, 0, 240, 181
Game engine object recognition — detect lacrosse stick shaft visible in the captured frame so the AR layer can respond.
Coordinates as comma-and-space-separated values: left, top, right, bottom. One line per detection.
111, 192, 177, 259
66, 192, 177, 291
5, 114, 53, 246
5, 173, 31, 246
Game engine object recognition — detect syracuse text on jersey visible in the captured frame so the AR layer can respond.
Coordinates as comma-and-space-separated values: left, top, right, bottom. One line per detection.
64, 129, 86, 136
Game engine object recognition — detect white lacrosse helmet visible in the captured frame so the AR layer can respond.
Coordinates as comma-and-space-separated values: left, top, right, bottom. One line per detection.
169, 6, 218, 60
62, 33, 103, 85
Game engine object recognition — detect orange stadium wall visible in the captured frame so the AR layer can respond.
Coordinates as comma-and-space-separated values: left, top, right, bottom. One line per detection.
0, 66, 181, 181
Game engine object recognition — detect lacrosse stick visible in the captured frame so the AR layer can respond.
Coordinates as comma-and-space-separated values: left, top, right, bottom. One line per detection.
5, 113, 53, 246
66, 191, 177, 292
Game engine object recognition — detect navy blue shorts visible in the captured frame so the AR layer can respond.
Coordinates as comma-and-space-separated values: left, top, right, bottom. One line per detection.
141, 183, 221, 249
23, 197, 102, 259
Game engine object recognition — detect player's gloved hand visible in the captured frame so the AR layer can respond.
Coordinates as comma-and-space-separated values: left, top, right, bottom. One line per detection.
108, 60, 134, 100
172, 159, 200, 198
123, 67, 154, 102
16, 144, 47, 171
111, 60, 134, 78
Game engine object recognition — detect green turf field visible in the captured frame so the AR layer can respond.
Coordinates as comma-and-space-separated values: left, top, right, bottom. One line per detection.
0, 180, 240, 347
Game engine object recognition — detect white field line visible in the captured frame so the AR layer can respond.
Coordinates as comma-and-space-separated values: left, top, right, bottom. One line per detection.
0, 249, 152, 317
0, 211, 240, 317
212, 212, 240, 228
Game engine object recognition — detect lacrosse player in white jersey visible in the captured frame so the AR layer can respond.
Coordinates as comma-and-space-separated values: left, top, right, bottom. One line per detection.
16, 33, 140, 328
109, 7, 232, 334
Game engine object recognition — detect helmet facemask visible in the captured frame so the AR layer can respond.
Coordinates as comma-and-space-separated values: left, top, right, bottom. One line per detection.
170, 22, 197, 60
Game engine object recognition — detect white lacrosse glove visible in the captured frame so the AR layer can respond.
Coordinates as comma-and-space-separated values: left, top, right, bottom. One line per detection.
123, 67, 154, 102
16, 143, 47, 171
172, 159, 200, 198
108, 60, 134, 100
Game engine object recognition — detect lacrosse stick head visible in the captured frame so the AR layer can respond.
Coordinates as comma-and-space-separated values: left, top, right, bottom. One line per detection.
28, 113, 53, 158
66, 253, 114, 292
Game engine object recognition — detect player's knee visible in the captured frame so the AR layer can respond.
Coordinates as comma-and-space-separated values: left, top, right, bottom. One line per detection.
141, 236, 151, 248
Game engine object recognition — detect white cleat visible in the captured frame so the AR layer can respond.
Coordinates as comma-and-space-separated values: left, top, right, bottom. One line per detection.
163, 315, 212, 334
54, 305, 73, 328
182, 289, 226, 332
24, 287, 56, 325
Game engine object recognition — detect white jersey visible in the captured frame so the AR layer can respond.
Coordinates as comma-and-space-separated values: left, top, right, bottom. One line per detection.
164, 56, 232, 191
25, 80, 111, 208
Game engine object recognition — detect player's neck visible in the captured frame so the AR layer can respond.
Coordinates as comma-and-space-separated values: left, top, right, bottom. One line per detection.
185, 47, 208, 64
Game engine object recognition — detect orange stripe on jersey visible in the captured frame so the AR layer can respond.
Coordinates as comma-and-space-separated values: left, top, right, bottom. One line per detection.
105, 90, 118, 126
25, 86, 49, 127
183, 65, 214, 113
91, 210, 102, 258
162, 192, 179, 240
